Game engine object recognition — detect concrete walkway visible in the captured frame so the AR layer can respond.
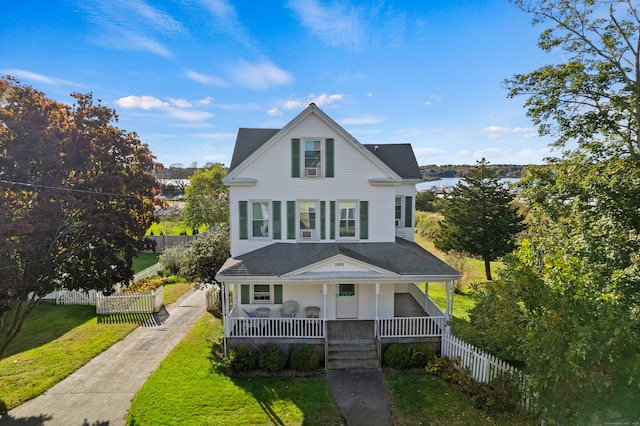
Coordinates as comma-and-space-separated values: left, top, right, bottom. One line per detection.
326, 369, 392, 426
3, 287, 207, 426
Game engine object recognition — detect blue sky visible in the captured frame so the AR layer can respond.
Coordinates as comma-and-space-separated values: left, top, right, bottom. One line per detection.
2, 0, 561, 168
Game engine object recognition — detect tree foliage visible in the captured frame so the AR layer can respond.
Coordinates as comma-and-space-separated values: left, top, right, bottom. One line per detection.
182, 164, 229, 228
469, 1, 640, 421
179, 226, 230, 285
0, 77, 162, 357
434, 159, 525, 280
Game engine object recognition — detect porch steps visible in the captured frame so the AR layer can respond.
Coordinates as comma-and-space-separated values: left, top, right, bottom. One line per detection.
327, 338, 379, 369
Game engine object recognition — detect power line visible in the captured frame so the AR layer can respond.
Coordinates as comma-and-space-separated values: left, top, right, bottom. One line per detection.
0, 179, 139, 198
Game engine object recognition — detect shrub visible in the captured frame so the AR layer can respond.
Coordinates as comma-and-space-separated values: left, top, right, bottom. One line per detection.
383, 344, 412, 369
227, 345, 255, 372
415, 211, 441, 239
258, 344, 286, 372
409, 343, 436, 368
290, 345, 319, 372
159, 244, 188, 275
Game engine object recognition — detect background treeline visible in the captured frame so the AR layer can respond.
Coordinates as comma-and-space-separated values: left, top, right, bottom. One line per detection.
420, 164, 531, 180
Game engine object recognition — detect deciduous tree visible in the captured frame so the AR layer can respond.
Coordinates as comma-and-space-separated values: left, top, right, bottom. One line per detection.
0, 77, 162, 357
182, 164, 228, 228
434, 159, 524, 280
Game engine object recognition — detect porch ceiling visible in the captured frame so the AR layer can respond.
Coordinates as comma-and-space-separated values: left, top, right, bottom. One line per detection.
216, 237, 460, 283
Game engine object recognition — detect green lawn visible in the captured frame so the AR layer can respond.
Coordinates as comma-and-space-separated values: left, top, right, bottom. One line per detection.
0, 304, 139, 409
146, 220, 207, 236
132, 252, 160, 273
127, 313, 343, 426
0, 282, 193, 410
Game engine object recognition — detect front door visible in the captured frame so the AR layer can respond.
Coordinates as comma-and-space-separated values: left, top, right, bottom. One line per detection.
336, 284, 358, 319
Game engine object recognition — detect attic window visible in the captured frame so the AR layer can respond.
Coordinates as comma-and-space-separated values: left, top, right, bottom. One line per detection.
304, 140, 321, 176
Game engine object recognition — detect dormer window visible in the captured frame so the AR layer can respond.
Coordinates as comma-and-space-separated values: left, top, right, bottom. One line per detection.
304, 140, 321, 177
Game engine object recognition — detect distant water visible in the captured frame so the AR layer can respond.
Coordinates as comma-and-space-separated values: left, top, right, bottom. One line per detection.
416, 177, 519, 191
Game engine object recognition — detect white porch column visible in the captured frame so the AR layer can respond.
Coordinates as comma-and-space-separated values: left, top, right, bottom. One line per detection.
222, 282, 228, 357
375, 282, 380, 320
445, 280, 454, 319
322, 283, 327, 319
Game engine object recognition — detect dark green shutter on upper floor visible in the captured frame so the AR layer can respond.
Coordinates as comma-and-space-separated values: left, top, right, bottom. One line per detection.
404, 196, 413, 228
325, 138, 334, 177
287, 201, 296, 239
273, 201, 281, 239
330, 201, 336, 240
274, 285, 283, 304
360, 200, 368, 240
320, 201, 326, 239
291, 138, 301, 178
239, 201, 248, 240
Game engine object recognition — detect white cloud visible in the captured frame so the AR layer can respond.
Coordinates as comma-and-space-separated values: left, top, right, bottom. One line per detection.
227, 61, 293, 90
166, 108, 213, 121
169, 98, 192, 108
196, 96, 213, 106
267, 107, 282, 116
1, 68, 79, 87
340, 115, 385, 125
480, 126, 511, 139
186, 70, 228, 87
76, 0, 186, 58
114, 95, 213, 122
197, 0, 254, 48
115, 95, 169, 110
282, 93, 344, 110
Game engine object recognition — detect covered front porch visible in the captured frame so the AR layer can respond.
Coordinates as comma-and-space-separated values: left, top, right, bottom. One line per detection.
221, 282, 451, 340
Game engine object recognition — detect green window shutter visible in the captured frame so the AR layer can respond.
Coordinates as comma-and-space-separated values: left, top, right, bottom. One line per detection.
404, 196, 413, 228
274, 285, 283, 304
325, 138, 334, 177
239, 201, 248, 240
330, 201, 336, 240
286, 201, 296, 239
272, 201, 281, 239
291, 138, 301, 178
360, 200, 369, 240
320, 201, 326, 239
241, 285, 250, 304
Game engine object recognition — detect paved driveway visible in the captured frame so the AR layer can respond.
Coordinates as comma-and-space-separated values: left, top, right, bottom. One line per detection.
3, 287, 207, 426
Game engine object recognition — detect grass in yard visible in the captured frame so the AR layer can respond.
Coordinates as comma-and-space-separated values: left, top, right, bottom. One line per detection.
127, 313, 343, 426
426, 282, 476, 322
146, 220, 207, 236
0, 304, 139, 409
385, 369, 534, 425
132, 252, 160, 273
162, 281, 193, 305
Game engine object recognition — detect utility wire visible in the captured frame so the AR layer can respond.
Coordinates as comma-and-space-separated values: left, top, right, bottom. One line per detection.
0, 179, 140, 198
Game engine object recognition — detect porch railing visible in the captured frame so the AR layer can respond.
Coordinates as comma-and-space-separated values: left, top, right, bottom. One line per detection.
227, 317, 325, 338
378, 316, 446, 337
409, 283, 446, 317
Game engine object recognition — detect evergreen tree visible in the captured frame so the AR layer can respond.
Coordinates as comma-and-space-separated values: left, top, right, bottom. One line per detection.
434, 159, 524, 280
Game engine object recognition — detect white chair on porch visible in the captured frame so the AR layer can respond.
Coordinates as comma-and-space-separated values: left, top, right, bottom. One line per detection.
279, 300, 299, 318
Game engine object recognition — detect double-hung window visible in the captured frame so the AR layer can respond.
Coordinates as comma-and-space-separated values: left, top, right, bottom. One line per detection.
299, 201, 317, 239
304, 139, 321, 177
251, 201, 269, 238
338, 201, 357, 237
395, 196, 403, 227
253, 284, 271, 302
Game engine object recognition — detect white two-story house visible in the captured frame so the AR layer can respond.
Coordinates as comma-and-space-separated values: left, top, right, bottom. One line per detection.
216, 103, 459, 369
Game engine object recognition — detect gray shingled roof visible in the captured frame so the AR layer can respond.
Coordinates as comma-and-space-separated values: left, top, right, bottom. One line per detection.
217, 238, 460, 279
363, 144, 423, 180
228, 128, 423, 180
229, 128, 280, 171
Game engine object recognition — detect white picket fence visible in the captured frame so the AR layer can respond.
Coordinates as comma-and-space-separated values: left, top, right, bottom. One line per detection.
55, 289, 98, 306
96, 286, 164, 315
441, 331, 534, 411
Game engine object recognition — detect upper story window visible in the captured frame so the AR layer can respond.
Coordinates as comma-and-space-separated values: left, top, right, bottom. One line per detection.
338, 201, 357, 237
395, 197, 403, 227
304, 139, 322, 177
251, 201, 269, 238
299, 201, 318, 239
291, 138, 334, 178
